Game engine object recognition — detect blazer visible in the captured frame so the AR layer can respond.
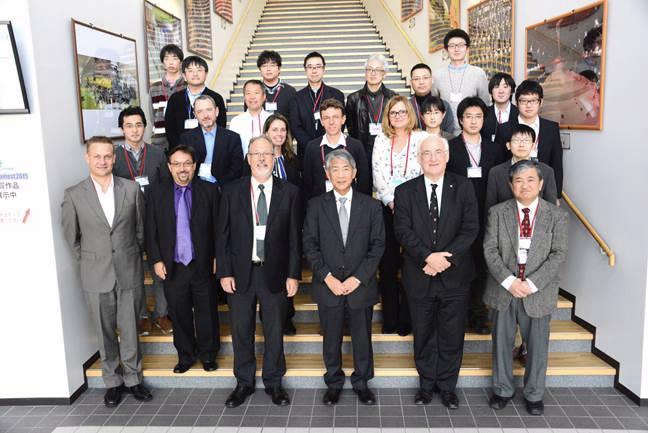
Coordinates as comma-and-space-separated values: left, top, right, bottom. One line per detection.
262, 80, 297, 118
485, 159, 558, 212
164, 87, 227, 149
302, 136, 371, 200
393, 172, 479, 295
180, 126, 244, 186
145, 177, 220, 279
289, 83, 345, 162
216, 176, 302, 293
61, 176, 145, 293
345, 83, 397, 155
483, 198, 568, 318
242, 154, 301, 188
303, 189, 385, 309
482, 103, 519, 147
112, 143, 169, 197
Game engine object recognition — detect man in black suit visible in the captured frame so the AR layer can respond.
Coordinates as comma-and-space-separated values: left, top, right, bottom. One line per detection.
145, 145, 220, 374
257, 50, 296, 117
482, 73, 518, 146
217, 136, 302, 408
394, 135, 479, 409
303, 149, 385, 405
289, 51, 345, 168
164, 56, 227, 148
180, 95, 244, 187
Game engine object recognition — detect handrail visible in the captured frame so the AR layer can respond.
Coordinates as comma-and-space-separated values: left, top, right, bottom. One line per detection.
562, 191, 615, 267
369, 0, 426, 63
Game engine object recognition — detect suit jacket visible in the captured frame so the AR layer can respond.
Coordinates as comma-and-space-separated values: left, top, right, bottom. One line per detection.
180, 126, 244, 186
345, 83, 397, 155
145, 177, 220, 279
302, 136, 371, 200
164, 87, 227, 149
112, 143, 169, 197
393, 172, 479, 295
216, 176, 302, 293
262, 81, 297, 118
303, 190, 385, 308
483, 198, 568, 318
485, 159, 558, 212
289, 83, 345, 163
62, 176, 145, 293
482, 103, 519, 147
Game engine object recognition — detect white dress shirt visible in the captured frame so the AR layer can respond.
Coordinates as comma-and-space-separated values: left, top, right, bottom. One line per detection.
496, 102, 511, 124
424, 174, 444, 215
230, 109, 271, 156
518, 115, 540, 157
463, 134, 482, 167
321, 133, 347, 149
500, 198, 540, 293
91, 175, 115, 227
333, 187, 353, 215
250, 176, 273, 262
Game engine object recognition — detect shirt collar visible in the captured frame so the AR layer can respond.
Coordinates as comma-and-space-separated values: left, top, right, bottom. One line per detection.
498, 102, 511, 117
516, 197, 539, 215
321, 134, 346, 148
518, 115, 539, 129
163, 75, 183, 87
251, 175, 273, 190
333, 187, 353, 202
124, 141, 144, 156
91, 175, 114, 192
202, 126, 217, 137
187, 86, 205, 96
424, 174, 444, 188
174, 181, 192, 191
448, 63, 468, 71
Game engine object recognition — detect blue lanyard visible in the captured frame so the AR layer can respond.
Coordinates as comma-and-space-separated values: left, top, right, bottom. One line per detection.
273, 156, 287, 180
186, 89, 204, 119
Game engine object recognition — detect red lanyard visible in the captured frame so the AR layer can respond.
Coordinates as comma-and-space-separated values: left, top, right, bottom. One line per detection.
462, 134, 481, 167
251, 113, 261, 135
249, 183, 262, 225
498, 110, 502, 124
123, 144, 147, 180
270, 85, 282, 103
515, 203, 540, 238
320, 142, 345, 169
390, 133, 411, 177
365, 94, 384, 123
312, 84, 325, 113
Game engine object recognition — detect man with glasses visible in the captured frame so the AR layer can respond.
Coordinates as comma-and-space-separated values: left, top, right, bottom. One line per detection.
150, 44, 185, 149
289, 52, 345, 168
257, 50, 296, 117
432, 30, 490, 135
409, 63, 454, 135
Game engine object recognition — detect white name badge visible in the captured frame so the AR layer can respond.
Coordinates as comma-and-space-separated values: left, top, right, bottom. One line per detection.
184, 118, 199, 129
369, 122, 381, 136
153, 127, 166, 135
135, 176, 150, 187
255, 225, 266, 240
325, 180, 334, 192
450, 92, 463, 103
491, 134, 496, 142
198, 163, 212, 179
153, 101, 167, 110
265, 102, 278, 112
519, 237, 531, 250
467, 166, 482, 178
314, 112, 321, 121
517, 248, 528, 265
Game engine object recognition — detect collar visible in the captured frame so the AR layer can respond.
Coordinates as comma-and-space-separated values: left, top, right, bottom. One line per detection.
202, 126, 217, 137
251, 175, 273, 190
364, 83, 384, 96
463, 133, 482, 146
516, 197, 539, 215
518, 115, 539, 129
321, 133, 346, 148
174, 181, 192, 191
264, 79, 282, 93
333, 187, 353, 202
414, 92, 431, 103
124, 141, 144, 155
497, 101, 511, 116
424, 174, 444, 188
448, 63, 468, 71
91, 174, 114, 192
163, 75, 183, 87
187, 86, 206, 96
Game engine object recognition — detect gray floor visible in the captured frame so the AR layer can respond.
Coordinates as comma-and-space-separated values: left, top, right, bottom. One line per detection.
1, 387, 647, 433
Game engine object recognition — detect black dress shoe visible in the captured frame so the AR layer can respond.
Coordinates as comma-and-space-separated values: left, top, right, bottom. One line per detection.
225, 384, 255, 408
202, 360, 218, 372
173, 362, 193, 374
354, 388, 376, 405
525, 398, 544, 416
265, 386, 290, 406
322, 387, 342, 405
440, 391, 459, 409
382, 326, 397, 334
124, 384, 153, 402
489, 394, 513, 410
283, 321, 297, 336
103, 386, 123, 407
414, 389, 433, 405
397, 326, 411, 336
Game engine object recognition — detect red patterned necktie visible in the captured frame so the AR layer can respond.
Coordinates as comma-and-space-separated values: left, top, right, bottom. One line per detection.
518, 208, 531, 280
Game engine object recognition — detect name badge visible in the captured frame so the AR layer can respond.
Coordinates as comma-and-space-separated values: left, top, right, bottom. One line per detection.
519, 237, 531, 250
325, 180, 334, 192
152, 101, 167, 110
314, 112, 321, 121
153, 127, 166, 135
467, 166, 482, 178
517, 248, 528, 265
255, 225, 266, 240
450, 92, 463, 103
198, 163, 212, 179
369, 122, 381, 136
135, 176, 149, 187
265, 102, 278, 112
184, 118, 199, 129
491, 134, 496, 142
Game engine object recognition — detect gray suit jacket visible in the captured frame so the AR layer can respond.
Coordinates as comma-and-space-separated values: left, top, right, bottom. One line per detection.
62, 176, 145, 293
483, 198, 568, 318
485, 159, 558, 212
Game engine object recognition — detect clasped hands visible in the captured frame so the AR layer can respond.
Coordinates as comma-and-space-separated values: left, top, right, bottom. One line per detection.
509, 278, 534, 298
422, 252, 453, 276
325, 274, 360, 296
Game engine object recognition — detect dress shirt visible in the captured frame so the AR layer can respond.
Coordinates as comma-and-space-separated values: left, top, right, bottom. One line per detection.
91, 175, 115, 227
124, 142, 143, 162
173, 182, 195, 263
333, 187, 353, 215
463, 134, 482, 167
229, 110, 271, 156
495, 102, 511, 124
200, 127, 217, 183
321, 133, 347, 149
518, 115, 540, 158
424, 174, 444, 215
187, 86, 205, 109
250, 176, 273, 262
500, 197, 540, 293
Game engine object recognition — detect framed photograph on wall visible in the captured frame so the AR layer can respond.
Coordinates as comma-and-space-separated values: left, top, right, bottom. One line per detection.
72, 19, 140, 141
144, 1, 183, 88
467, 0, 514, 78
186, 0, 213, 59
402, 0, 423, 22
428, 0, 460, 53
525, 0, 607, 130
0, 21, 29, 114
214, 0, 233, 24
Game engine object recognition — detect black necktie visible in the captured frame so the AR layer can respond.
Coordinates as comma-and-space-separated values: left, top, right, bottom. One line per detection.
429, 184, 439, 244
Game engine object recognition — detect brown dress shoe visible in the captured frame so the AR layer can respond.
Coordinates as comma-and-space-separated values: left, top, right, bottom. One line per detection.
138, 317, 152, 336
155, 315, 173, 335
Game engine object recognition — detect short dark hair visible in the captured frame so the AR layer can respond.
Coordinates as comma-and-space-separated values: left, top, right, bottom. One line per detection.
509, 159, 543, 183
509, 124, 536, 144
85, 136, 114, 153
319, 98, 345, 116
118, 106, 147, 128
515, 80, 543, 102
257, 50, 282, 68
159, 44, 184, 63
457, 97, 487, 128
167, 145, 196, 163
304, 51, 325, 68
444, 29, 470, 49
410, 62, 431, 76
243, 79, 264, 92
182, 56, 208, 73
488, 73, 516, 99
420, 96, 446, 114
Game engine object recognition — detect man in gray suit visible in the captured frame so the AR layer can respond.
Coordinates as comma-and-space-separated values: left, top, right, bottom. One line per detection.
483, 159, 568, 416
62, 136, 152, 407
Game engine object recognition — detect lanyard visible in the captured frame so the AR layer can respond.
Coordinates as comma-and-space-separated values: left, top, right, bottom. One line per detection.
320, 143, 345, 169
310, 84, 325, 113
249, 182, 263, 225
390, 133, 411, 177
365, 94, 384, 123
412, 97, 423, 129
123, 144, 147, 180
462, 134, 481, 167
251, 113, 261, 135
185, 89, 202, 118
269, 85, 282, 103
515, 203, 540, 238
273, 156, 287, 179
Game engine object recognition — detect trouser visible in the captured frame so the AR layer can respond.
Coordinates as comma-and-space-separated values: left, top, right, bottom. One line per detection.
318, 300, 374, 390
139, 260, 168, 319
163, 262, 220, 365
492, 298, 550, 402
408, 280, 468, 392
228, 264, 287, 388
468, 235, 489, 326
84, 284, 142, 388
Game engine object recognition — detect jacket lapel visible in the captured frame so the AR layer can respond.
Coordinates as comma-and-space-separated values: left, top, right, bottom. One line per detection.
323, 191, 345, 245
504, 200, 519, 251
113, 177, 126, 226
414, 176, 433, 240
239, 177, 253, 230
526, 200, 550, 269
437, 175, 454, 235
82, 177, 111, 229
345, 189, 363, 244
266, 177, 285, 229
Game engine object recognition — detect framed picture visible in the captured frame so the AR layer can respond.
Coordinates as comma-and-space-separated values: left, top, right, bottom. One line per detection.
525, 0, 607, 130
402, 0, 423, 22
186, 0, 213, 59
428, 0, 460, 53
467, 0, 514, 78
0, 21, 29, 114
214, 0, 233, 24
72, 19, 140, 141
144, 1, 182, 88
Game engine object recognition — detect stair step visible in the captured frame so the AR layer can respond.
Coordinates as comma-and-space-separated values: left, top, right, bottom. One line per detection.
253, 34, 382, 42
256, 25, 376, 34
265, 2, 363, 11
244, 52, 390, 60
248, 45, 387, 53
260, 17, 372, 25
263, 10, 365, 18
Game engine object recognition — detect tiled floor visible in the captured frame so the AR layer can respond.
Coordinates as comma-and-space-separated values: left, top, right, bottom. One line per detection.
1, 387, 647, 433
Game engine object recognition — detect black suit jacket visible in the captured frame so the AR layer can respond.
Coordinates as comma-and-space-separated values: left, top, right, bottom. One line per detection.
180, 126, 244, 187
303, 189, 385, 309
262, 81, 297, 118
216, 176, 302, 293
482, 103, 519, 148
164, 87, 227, 149
302, 136, 371, 200
289, 83, 345, 163
393, 173, 479, 295
145, 177, 220, 279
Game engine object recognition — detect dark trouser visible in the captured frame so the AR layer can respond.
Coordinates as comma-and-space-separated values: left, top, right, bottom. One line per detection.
228, 265, 287, 388
468, 235, 489, 326
379, 205, 410, 332
408, 280, 468, 392
318, 300, 374, 390
163, 262, 220, 365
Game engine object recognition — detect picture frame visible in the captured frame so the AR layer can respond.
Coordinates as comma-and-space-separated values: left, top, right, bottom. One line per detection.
525, 0, 607, 130
214, 0, 233, 24
401, 0, 423, 22
186, 0, 213, 59
144, 1, 183, 88
72, 19, 140, 141
467, 0, 514, 78
0, 21, 30, 114
428, 0, 460, 53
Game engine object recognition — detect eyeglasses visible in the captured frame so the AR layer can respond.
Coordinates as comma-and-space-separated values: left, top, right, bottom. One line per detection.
305, 64, 324, 71
462, 114, 484, 121
518, 98, 540, 106
184, 67, 205, 74
260, 63, 279, 69
365, 67, 385, 75
123, 123, 144, 129
388, 109, 408, 118
510, 138, 534, 145
411, 76, 431, 82
447, 43, 467, 50
169, 162, 194, 168
248, 152, 273, 158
